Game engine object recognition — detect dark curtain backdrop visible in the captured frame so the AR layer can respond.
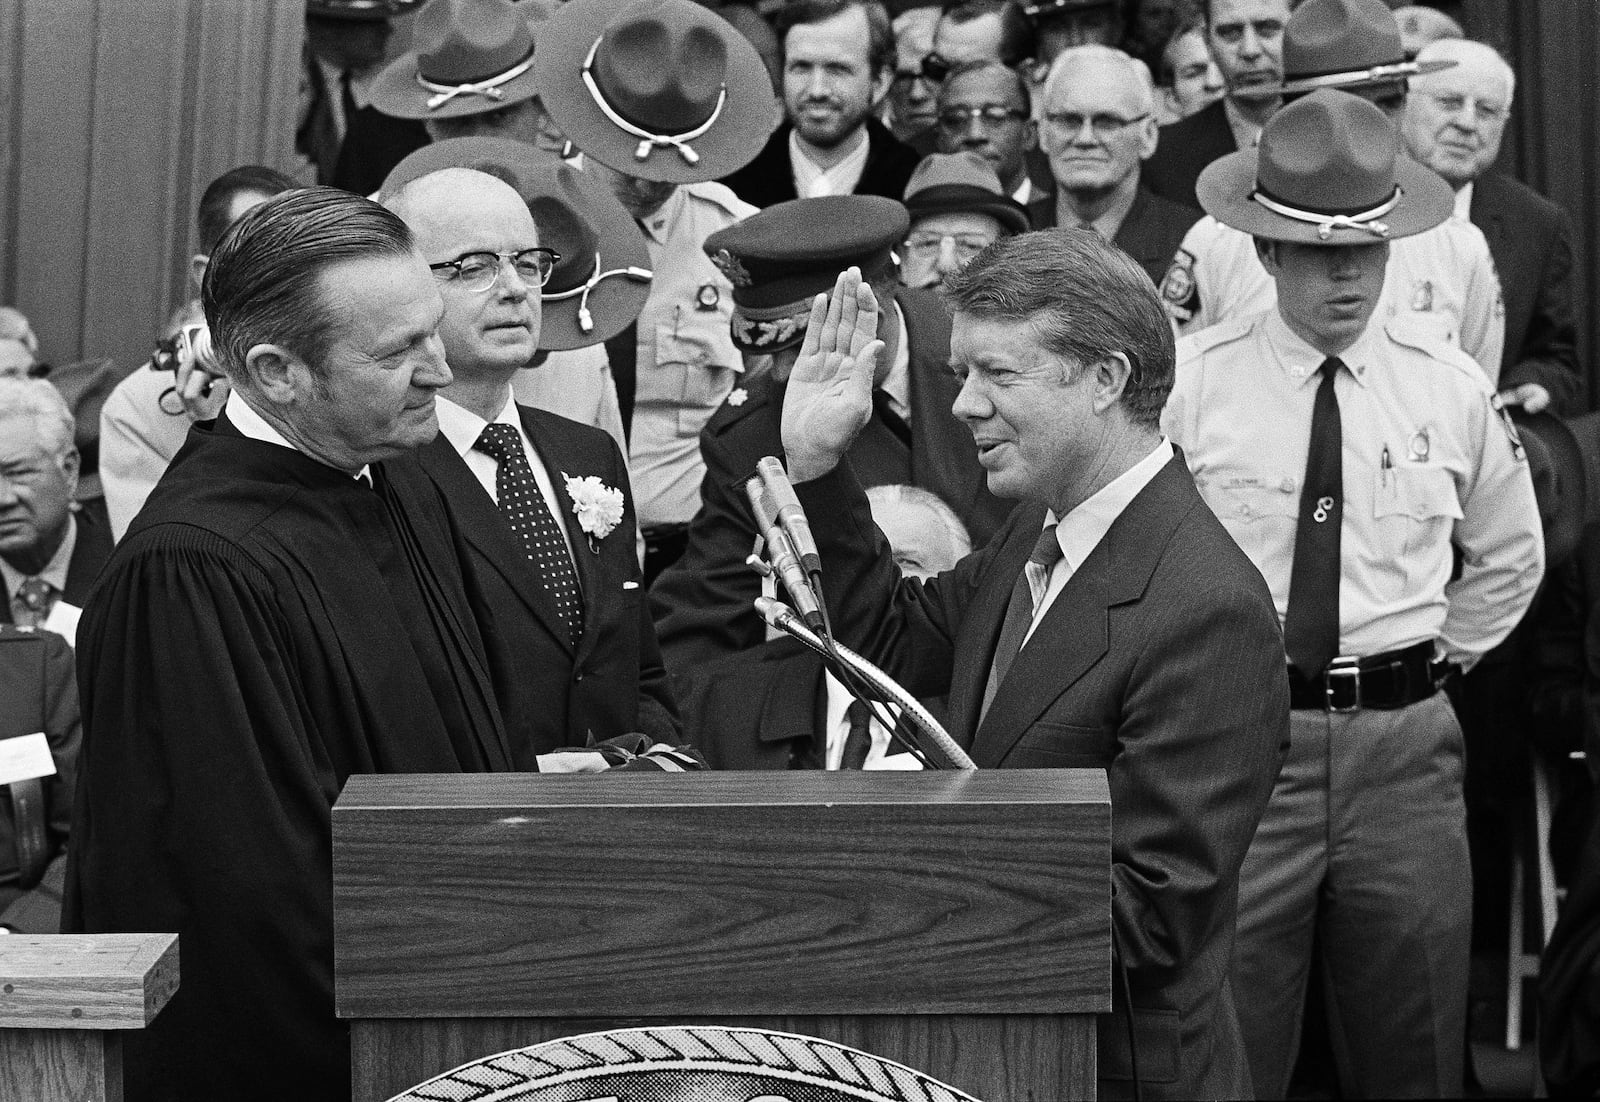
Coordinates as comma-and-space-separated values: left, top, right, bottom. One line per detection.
1469, 0, 1600, 406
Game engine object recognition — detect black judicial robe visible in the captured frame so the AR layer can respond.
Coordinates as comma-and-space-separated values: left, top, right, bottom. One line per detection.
64, 416, 512, 1102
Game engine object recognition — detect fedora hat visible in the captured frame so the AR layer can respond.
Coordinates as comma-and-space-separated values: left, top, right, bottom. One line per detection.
534, 0, 777, 184
904, 153, 1031, 236
1197, 89, 1452, 245
380, 137, 653, 351
1513, 408, 1586, 569
369, 0, 555, 121
1242, 0, 1455, 99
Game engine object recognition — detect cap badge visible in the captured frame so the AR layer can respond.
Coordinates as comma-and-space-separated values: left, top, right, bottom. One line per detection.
710, 249, 751, 288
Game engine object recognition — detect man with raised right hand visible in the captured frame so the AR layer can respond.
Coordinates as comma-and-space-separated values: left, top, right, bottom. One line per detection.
776, 237, 1289, 1099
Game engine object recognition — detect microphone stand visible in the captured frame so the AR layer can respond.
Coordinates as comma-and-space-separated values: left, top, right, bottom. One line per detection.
756, 597, 977, 771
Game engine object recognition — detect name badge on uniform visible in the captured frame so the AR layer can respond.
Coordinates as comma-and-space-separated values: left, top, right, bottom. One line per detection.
1407, 427, 1431, 463
695, 283, 720, 311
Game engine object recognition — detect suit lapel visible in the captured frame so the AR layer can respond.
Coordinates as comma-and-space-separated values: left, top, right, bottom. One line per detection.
966, 456, 1197, 766
418, 433, 575, 655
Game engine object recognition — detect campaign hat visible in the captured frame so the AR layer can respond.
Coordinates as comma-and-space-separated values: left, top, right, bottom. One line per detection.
1241, 0, 1455, 99
370, 0, 554, 121
307, 0, 424, 21
534, 0, 777, 184
1197, 88, 1452, 245
903, 153, 1031, 236
1515, 409, 1587, 569
704, 196, 909, 354
380, 137, 653, 350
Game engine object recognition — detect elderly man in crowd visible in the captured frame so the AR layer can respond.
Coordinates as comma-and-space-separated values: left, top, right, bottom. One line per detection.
650, 195, 1008, 671
66, 188, 514, 1102
535, 0, 773, 583
369, 0, 567, 154
898, 152, 1030, 289
1160, 0, 1505, 382
886, 6, 942, 143
2, 378, 111, 639
1032, 46, 1200, 287
1143, 0, 1290, 207
379, 160, 683, 763
776, 237, 1289, 1099
98, 164, 298, 538
1164, 89, 1542, 1098
1404, 38, 1581, 415
933, 60, 1043, 207
677, 483, 971, 771
721, 0, 920, 208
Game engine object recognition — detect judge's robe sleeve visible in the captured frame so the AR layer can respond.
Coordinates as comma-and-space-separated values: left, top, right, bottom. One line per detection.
67, 536, 352, 1102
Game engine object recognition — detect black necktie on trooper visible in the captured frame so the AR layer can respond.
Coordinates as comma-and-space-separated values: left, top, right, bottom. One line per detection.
474, 423, 585, 649
1284, 357, 1344, 677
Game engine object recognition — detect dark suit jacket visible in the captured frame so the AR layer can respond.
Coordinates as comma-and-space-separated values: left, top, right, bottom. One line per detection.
1141, 100, 1239, 211
1, 497, 112, 625
720, 118, 923, 209
674, 638, 827, 770
796, 452, 1289, 1100
651, 287, 1013, 673
390, 405, 679, 766
1030, 184, 1202, 288
1470, 170, 1584, 414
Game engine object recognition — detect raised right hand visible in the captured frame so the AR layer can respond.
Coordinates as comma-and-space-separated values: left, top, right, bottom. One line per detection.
779, 267, 884, 483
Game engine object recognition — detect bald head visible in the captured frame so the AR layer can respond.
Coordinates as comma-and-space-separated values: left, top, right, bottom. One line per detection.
386, 167, 543, 383
1402, 40, 1515, 188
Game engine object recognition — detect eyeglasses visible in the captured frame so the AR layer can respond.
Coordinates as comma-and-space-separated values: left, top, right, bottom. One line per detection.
1042, 111, 1150, 139
1426, 92, 1507, 125
904, 232, 996, 261
937, 104, 1028, 129
428, 248, 561, 293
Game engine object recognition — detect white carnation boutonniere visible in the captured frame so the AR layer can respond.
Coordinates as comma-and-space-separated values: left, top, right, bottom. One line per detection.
562, 472, 625, 554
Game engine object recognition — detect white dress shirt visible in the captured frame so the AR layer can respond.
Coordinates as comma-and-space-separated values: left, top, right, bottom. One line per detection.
821, 671, 921, 769
1022, 438, 1175, 647
224, 390, 373, 483
435, 392, 579, 569
1, 514, 77, 615
790, 128, 871, 198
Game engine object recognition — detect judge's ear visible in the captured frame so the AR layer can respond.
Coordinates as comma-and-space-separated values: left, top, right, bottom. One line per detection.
244, 344, 314, 405
1090, 352, 1134, 414
189, 254, 210, 297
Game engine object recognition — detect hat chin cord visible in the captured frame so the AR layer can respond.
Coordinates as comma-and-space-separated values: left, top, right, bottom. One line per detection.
1249, 185, 1402, 240
581, 36, 727, 165
417, 53, 536, 110
541, 252, 654, 332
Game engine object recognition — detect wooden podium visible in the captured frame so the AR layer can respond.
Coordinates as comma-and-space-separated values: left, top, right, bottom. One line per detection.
333, 770, 1111, 1101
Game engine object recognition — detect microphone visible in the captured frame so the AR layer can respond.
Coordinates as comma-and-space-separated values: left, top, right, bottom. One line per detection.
757, 456, 821, 576
745, 477, 824, 631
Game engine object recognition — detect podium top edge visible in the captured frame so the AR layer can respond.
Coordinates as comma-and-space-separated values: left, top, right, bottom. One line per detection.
334, 768, 1111, 812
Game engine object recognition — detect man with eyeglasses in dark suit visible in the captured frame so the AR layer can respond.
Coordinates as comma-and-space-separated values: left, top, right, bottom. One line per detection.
1031, 45, 1200, 288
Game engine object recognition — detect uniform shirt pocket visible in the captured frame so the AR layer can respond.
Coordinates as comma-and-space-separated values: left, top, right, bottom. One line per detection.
1371, 465, 1463, 598
654, 315, 738, 437
1210, 481, 1300, 572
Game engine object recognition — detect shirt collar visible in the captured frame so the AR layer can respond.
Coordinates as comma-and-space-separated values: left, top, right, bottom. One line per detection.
878, 304, 911, 420
436, 390, 520, 457
637, 184, 687, 245
0, 512, 77, 600
225, 390, 375, 481
1453, 180, 1474, 221
789, 127, 871, 198
1013, 177, 1034, 206
1223, 96, 1265, 148
1048, 437, 1174, 573
1263, 309, 1376, 388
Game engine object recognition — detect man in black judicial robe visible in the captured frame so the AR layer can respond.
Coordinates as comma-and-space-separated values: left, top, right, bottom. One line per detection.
64, 189, 510, 1102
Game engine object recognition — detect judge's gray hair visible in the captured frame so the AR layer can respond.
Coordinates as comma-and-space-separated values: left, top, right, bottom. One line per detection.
0, 376, 75, 455
201, 186, 416, 386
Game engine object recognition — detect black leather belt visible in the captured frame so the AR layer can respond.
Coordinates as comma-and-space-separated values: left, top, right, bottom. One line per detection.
1288, 641, 1457, 712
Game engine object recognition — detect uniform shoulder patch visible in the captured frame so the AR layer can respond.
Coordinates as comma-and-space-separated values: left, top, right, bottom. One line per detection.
1159, 247, 1201, 325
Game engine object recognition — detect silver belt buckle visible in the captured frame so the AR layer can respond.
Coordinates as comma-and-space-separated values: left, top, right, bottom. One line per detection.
1325, 656, 1362, 713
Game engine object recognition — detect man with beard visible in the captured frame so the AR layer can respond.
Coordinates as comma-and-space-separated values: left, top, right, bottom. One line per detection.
721, 0, 921, 209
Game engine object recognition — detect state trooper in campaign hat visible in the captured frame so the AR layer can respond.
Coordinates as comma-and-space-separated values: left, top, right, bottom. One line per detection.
531, 0, 780, 582
1159, 0, 1504, 382
704, 195, 909, 354
1163, 88, 1542, 1100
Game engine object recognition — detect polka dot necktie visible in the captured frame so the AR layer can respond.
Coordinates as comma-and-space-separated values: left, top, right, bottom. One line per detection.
474, 423, 584, 648
12, 576, 53, 628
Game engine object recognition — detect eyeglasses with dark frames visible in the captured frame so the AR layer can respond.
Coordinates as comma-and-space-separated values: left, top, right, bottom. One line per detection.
428, 248, 561, 293
938, 104, 1029, 129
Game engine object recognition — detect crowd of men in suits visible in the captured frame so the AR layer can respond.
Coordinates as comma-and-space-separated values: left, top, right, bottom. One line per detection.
2, 0, 1597, 1098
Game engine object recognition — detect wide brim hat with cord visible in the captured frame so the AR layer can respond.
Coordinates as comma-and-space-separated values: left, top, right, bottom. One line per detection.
1513, 408, 1587, 570
1197, 88, 1453, 245
703, 195, 910, 355
533, 0, 777, 184
307, 0, 424, 21
380, 137, 653, 350
1237, 0, 1455, 99
369, 0, 555, 121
